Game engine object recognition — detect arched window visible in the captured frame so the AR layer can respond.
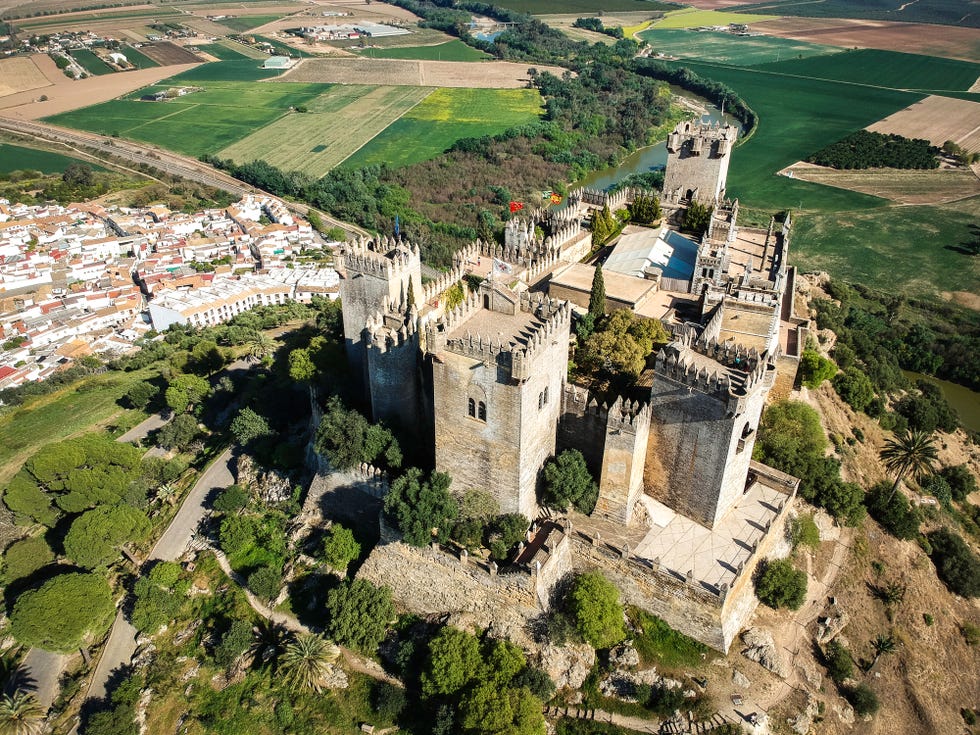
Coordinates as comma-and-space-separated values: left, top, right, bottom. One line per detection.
468, 398, 476, 418
537, 391, 544, 410
543, 386, 549, 406
478, 401, 487, 422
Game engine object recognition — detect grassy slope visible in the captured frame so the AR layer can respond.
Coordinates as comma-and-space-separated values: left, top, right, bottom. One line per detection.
653, 8, 776, 28
0, 368, 154, 486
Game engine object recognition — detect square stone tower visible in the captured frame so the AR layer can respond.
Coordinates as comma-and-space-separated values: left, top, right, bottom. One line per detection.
646, 332, 775, 529
663, 120, 738, 204
339, 237, 423, 426
425, 283, 571, 519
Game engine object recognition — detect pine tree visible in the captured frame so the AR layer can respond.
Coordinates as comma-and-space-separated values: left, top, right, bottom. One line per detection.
406, 279, 416, 309
588, 264, 605, 321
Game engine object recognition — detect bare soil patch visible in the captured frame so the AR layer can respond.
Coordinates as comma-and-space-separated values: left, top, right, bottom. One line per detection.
0, 57, 51, 98
0, 63, 200, 119
781, 161, 980, 205
140, 41, 202, 65
676, 0, 754, 8
279, 57, 567, 88
867, 95, 980, 154
940, 290, 980, 311
752, 17, 980, 62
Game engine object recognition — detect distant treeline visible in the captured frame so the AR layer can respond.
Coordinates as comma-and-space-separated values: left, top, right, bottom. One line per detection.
572, 17, 625, 39
806, 130, 940, 170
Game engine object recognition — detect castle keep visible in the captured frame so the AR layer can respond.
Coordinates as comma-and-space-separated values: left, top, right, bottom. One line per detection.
339, 119, 802, 652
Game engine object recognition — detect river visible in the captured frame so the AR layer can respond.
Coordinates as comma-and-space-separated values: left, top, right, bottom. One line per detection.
572, 88, 741, 192
903, 371, 980, 434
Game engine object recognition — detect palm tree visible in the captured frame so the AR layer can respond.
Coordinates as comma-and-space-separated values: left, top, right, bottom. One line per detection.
247, 620, 294, 671
0, 691, 44, 735
879, 428, 938, 496
0, 651, 33, 697
245, 333, 275, 363
868, 633, 896, 672
280, 634, 340, 693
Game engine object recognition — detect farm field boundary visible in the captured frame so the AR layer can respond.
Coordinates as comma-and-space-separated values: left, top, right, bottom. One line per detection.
638, 28, 841, 65
653, 8, 776, 28
750, 17, 980, 63
491, 0, 675, 12
0, 57, 50, 98
753, 49, 980, 92
780, 163, 980, 205
0, 141, 106, 174
725, 0, 980, 29
217, 85, 433, 175
279, 57, 568, 88
342, 87, 544, 170
358, 40, 490, 61
44, 77, 328, 157
866, 96, 980, 154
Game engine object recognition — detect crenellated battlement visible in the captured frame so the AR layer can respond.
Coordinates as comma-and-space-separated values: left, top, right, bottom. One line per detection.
341, 236, 420, 279
656, 346, 735, 400
606, 394, 651, 433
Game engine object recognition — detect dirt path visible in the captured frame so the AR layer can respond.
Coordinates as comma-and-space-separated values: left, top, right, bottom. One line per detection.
210, 547, 403, 687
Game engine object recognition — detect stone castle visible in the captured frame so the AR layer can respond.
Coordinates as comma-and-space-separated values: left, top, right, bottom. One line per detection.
338, 118, 803, 652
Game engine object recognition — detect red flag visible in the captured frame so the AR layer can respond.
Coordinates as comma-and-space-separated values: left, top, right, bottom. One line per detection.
550, 192, 562, 205
509, 201, 524, 213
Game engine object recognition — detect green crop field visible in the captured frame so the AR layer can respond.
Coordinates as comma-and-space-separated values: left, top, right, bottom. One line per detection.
358, 40, 490, 62
45, 73, 328, 157
485, 0, 675, 12
653, 8, 776, 29
639, 28, 840, 65
190, 43, 250, 61
120, 45, 160, 68
165, 58, 281, 82
14, 8, 182, 31
217, 14, 284, 32
666, 60, 920, 211
0, 143, 103, 174
754, 49, 980, 92
726, 0, 980, 29
218, 85, 433, 175
791, 201, 980, 297
343, 88, 544, 170
71, 48, 113, 76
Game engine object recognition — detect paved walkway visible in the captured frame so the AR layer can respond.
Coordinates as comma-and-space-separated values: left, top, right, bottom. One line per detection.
20, 648, 64, 710
116, 412, 171, 444
84, 448, 236, 703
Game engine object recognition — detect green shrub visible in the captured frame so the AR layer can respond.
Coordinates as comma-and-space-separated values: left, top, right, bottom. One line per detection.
321, 523, 361, 573
962, 622, 980, 646
214, 619, 253, 667
213, 485, 249, 514
566, 572, 626, 649
939, 464, 979, 502
2, 535, 54, 583
824, 640, 854, 683
832, 367, 875, 413
846, 683, 880, 716
754, 558, 807, 610
372, 681, 407, 720
246, 565, 282, 602
928, 528, 980, 597
799, 350, 836, 388
865, 482, 921, 540
789, 514, 821, 550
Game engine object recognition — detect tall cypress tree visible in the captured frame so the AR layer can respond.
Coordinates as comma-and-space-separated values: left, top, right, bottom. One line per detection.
588, 264, 605, 321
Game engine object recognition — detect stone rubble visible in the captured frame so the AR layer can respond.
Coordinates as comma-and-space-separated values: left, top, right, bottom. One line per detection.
732, 669, 751, 689
538, 642, 595, 690
740, 627, 789, 678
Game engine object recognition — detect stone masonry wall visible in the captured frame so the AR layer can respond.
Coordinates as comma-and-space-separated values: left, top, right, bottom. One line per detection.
558, 386, 607, 480
646, 376, 735, 528
365, 336, 420, 431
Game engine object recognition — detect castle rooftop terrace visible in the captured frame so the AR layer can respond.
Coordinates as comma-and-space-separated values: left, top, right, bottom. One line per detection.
666, 343, 749, 392
578, 474, 790, 593
717, 303, 773, 353
722, 226, 777, 283
445, 305, 548, 350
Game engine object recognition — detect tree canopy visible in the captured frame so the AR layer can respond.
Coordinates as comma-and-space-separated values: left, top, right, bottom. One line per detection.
314, 396, 402, 471
421, 626, 483, 697
541, 449, 598, 513
64, 504, 151, 569
754, 558, 807, 610
10, 572, 115, 652
566, 572, 626, 649
384, 467, 458, 547
3, 434, 142, 526
576, 309, 668, 392
321, 523, 361, 574
324, 579, 395, 654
